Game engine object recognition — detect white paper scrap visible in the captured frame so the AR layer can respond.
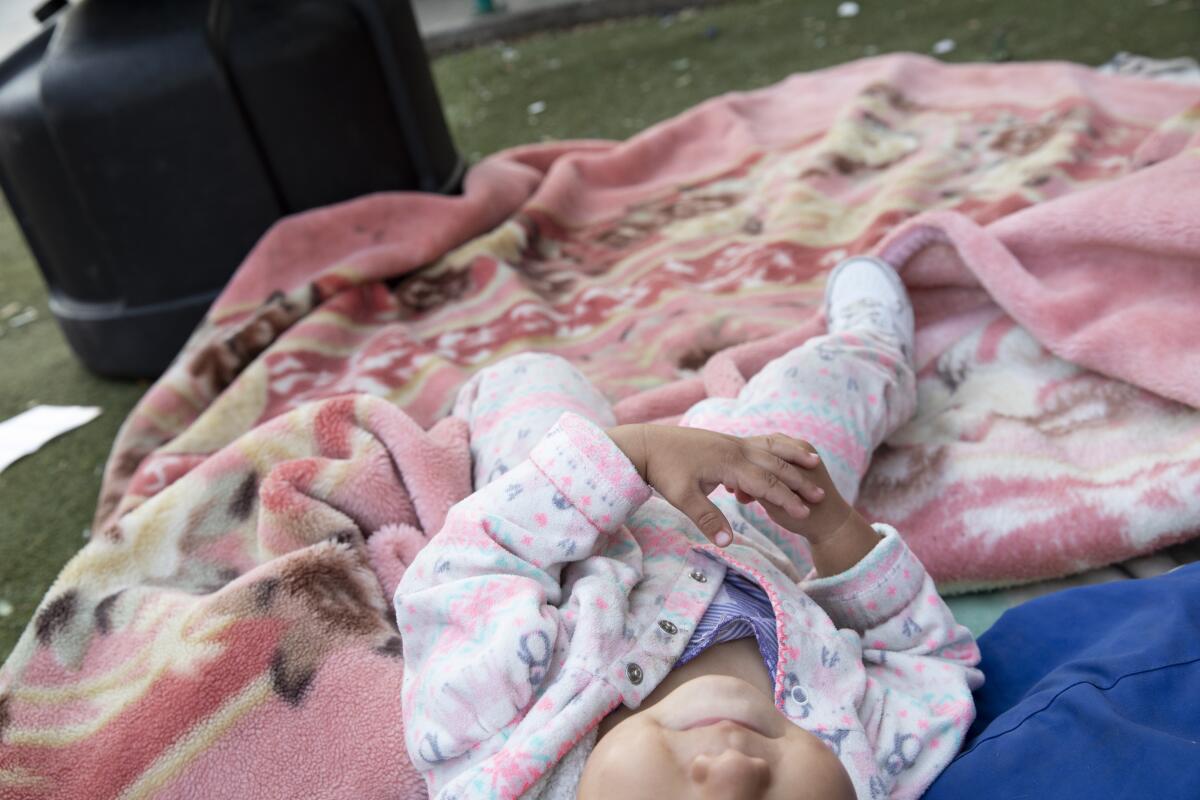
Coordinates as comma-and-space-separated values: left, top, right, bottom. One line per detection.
0, 405, 101, 474
933, 38, 957, 55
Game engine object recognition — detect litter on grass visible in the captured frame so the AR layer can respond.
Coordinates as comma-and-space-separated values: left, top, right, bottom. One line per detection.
7, 307, 38, 329
933, 38, 957, 55
0, 405, 101, 474
837, 2, 860, 18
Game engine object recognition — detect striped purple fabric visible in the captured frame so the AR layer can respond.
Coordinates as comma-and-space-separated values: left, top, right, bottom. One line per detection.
676, 570, 779, 675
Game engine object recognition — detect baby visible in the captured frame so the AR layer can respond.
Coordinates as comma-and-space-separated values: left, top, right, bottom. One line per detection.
395, 257, 983, 799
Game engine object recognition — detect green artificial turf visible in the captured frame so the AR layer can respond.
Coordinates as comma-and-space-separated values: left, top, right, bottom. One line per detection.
0, 200, 149, 658
1, 0, 1197, 661
432, 0, 1200, 157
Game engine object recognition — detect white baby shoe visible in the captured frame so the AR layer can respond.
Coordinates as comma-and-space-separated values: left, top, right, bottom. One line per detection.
823, 256, 915, 358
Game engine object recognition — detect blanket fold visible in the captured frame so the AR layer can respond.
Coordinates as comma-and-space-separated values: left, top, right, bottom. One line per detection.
3, 393, 471, 799
880, 145, 1200, 410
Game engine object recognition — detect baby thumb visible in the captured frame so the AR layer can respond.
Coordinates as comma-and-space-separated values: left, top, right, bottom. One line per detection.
680, 493, 734, 547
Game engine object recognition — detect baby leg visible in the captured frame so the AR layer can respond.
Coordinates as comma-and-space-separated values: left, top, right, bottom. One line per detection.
452, 352, 616, 487
680, 326, 915, 506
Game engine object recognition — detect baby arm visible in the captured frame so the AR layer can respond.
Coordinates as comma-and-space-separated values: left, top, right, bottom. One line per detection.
395, 412, 652, 793
746, 447, 982, 797
780, 472, 982, 798
804, 536, 982, 798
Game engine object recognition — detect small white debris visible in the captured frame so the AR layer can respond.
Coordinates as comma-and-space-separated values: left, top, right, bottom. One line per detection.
675, 74, 692, 88
8, 307, 38, 328
0, 600, 12, 617
0, 302, 21, 320
527, 100, 547, 115
0, 405, 102, 474
500, 46, 519, 63
672, 57, 691, 71
933, 38, 956, 55
837, 2, 860, 18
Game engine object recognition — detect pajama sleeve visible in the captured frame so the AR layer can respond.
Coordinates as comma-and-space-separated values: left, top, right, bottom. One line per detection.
393, 412, 651, 797
801, 525, 984, 800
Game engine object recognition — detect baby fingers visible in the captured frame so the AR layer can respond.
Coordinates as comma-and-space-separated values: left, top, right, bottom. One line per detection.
722, 457, 810, 520
677, 493, 735, 546
749, 433, 821, 470
740, 443, 826, 504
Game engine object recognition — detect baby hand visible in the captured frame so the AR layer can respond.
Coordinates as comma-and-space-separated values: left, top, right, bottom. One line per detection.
730, 443, 855, 548
605, 425, 827, 546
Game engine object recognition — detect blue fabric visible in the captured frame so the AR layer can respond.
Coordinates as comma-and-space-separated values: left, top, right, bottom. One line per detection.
925, 562, 1200, 798
676, 570, 779, 675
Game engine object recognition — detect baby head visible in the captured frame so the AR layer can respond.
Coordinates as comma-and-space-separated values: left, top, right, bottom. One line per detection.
577, 674, 855, 800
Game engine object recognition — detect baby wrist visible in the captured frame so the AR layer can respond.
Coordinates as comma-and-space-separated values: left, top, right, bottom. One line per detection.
807, 509, 883, 578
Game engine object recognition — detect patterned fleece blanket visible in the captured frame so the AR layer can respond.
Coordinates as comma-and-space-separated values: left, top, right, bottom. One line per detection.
3, 54, 1200, 799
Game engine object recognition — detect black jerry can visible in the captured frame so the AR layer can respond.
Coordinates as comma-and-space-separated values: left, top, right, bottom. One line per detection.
0, 0, 463, 377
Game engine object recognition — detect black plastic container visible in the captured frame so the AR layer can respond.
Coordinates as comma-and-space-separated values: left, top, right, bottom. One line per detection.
0, 0, 463, 377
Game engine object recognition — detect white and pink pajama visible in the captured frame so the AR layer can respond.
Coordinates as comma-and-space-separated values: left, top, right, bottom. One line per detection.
395, 322, 981, 800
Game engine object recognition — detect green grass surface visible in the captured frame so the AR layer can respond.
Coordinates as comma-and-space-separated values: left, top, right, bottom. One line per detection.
0, 201, 149, 659
433, 0, 1200, 157
1, 0, 1197, 661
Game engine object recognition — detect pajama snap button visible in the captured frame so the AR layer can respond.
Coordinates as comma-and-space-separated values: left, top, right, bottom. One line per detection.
626, 662, 643, 685
690, 569, 707, 583
658, 620, 678, 635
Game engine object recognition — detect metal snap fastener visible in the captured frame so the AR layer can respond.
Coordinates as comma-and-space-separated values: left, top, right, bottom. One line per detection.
626, 662, 643, 685
690, 569, 707, 583
658, 620, 678, 635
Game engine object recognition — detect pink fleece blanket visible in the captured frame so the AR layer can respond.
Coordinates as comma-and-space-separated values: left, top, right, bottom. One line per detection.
3, 54, 1200, 799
